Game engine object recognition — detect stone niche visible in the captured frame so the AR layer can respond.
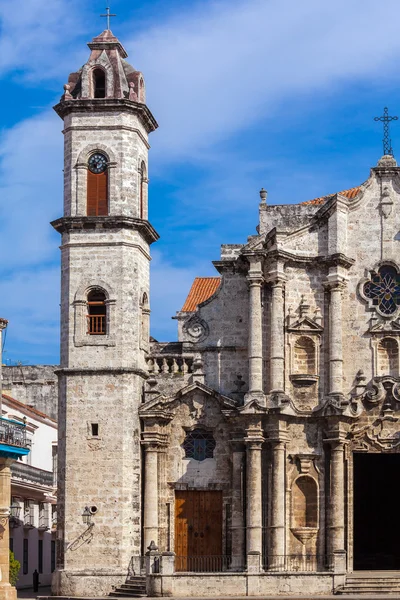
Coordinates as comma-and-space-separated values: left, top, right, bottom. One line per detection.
289, 454, 320, 557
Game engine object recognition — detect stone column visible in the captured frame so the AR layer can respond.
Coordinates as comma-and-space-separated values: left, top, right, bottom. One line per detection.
245, 257, 264, 403
270, 280, 285, 393
231, 441, 245, 566
328, 441, 345, 557
245, 435, 263, 570
0, 458, 16, 600
328, 283, 345, 397
269, 440, 286, 561
143, 443, 159, 550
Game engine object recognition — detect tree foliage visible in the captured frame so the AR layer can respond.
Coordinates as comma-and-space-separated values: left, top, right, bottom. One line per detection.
9, 550, 20, 587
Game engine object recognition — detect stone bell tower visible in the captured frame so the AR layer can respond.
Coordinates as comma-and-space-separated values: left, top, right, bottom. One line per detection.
51, 28, 158, 596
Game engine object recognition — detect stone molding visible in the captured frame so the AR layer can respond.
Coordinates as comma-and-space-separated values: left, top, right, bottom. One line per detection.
51, 216, 159, 245
55, 366, 148, 377
54, 98, 158, 133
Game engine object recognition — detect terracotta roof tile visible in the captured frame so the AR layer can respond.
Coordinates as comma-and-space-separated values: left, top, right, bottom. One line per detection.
301, 186, 361, 206
182, 277, 221, 312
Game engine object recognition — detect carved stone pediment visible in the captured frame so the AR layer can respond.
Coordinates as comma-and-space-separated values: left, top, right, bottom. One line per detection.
237, 398, 268, 415
287, 316, 323, 334
139, 381, 237, 422
369, 316, 400, 333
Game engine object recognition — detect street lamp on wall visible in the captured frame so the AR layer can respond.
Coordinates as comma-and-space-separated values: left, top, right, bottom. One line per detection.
10, 502, 21, 520
9, 501, 21, 529
82, 506, 92, 526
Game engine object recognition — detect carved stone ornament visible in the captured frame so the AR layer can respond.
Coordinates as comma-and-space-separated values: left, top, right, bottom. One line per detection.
380, 184, 394, 218
0, 516, 7, 540
350, 415, 400, 451
182, 315, 209, 342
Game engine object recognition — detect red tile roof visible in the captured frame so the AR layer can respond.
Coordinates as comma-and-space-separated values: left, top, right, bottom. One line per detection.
301, 186, 360, 206
182, 277, 221, 312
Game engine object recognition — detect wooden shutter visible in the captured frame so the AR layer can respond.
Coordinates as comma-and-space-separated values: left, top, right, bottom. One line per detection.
87, 170, 108, 216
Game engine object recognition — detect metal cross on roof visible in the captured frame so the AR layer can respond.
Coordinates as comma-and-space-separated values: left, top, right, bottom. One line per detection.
100, 6, 116, 30
374, 107, 398, 156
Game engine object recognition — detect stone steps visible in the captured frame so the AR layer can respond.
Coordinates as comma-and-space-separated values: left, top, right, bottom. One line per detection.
336, 575, 400, 595
110, 576, 147, 598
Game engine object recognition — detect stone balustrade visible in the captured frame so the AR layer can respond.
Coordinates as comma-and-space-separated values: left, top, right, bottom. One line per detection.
146, 355, 194, 375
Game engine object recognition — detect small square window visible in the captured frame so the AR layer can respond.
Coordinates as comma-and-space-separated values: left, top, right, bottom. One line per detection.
91, 423, 99, 437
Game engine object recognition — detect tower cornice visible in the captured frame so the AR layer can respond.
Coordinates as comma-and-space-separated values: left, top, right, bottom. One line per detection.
51, 216, 160, 245
53, 98, 158, 133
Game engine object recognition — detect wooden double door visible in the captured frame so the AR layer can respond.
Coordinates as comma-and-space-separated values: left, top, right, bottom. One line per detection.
175, 490, 222, 571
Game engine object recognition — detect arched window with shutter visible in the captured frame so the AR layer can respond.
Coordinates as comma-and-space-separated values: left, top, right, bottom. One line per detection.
87, 289, 107, 335
87, 153, 108, 216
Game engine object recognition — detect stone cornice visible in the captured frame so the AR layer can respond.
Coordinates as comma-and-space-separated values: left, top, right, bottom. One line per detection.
323, 253, 355, 269
51, 216, 159, 245
53, 98, 158, 133
55, 366, 148, 378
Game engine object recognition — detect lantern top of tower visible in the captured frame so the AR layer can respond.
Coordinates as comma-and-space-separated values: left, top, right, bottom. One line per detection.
56, 28, 147, 106
88, 29, 128, 59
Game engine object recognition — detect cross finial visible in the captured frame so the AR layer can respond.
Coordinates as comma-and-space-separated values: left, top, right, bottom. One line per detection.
100, 6, 116, 30
374, 107, 398, 156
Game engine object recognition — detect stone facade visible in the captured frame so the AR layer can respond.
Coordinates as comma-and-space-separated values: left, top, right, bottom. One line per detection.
2, 366, 58, 420
52, 25, 400, 599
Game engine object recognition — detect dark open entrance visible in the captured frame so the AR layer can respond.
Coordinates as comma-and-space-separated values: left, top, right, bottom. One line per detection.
354, 452, 400, 570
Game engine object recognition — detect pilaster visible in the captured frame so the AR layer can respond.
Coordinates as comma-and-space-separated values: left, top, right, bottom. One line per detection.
245, 256, 265, 405
244, 428, 264, 566
142, 432, 167, 550
266, 421, 289, 563
325, 278, 346, 400
230, 438, 246, 566
266, 263, 287, 396
324, 424, 347, 562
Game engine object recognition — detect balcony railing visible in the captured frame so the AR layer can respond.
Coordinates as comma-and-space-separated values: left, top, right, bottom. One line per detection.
0, 417, 27, 448
11, 462, 53, 487
87, 314, 105, 335
175, 555, 246, 573
264, 554, 331, 572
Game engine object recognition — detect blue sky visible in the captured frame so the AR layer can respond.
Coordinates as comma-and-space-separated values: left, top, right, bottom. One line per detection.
2, 0, 400, 365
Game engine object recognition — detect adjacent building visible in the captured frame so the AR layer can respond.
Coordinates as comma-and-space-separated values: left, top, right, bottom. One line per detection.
2, 394, 57, 588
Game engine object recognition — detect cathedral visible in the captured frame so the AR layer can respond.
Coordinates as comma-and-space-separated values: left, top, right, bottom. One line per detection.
49, 24, 400, 598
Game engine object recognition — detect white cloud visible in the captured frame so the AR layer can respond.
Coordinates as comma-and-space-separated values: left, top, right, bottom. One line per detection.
0, 0, 88, 81
0, 266, 59, 363
129, 0, 400, 161
0, 110, 62, 268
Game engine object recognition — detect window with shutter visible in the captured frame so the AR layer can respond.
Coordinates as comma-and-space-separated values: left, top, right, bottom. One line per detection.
87, 170, 108, 216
